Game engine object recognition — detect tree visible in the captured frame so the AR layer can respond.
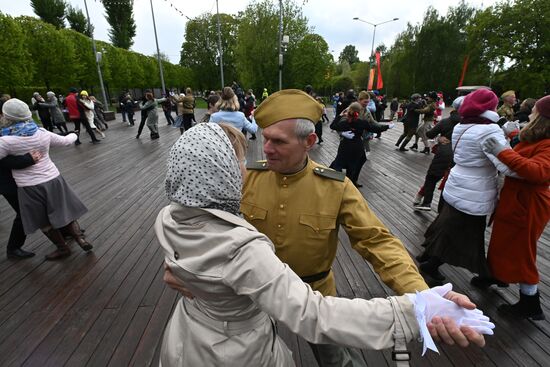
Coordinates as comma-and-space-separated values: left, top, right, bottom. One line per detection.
31, 0, 66, 29
102, 0, 136, 50
287, 33, 332, 90
0, 13, 33, 93
180, 13, 239, 91
66, 5, 93, 37
468, 0, 550, 96
339, 45, 360, 65
235, 0, 309, 92
18, 16, 76, 90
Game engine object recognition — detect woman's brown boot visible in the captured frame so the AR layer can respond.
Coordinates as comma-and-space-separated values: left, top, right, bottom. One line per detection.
64, 221, 93, 252
43, 228, 72, 260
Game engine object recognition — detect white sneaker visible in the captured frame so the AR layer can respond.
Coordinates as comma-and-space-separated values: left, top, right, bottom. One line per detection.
414, 204, 431, 211
413, 193, 423, 205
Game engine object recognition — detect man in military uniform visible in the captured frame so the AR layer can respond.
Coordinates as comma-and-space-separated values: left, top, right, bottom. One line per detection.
497, 90, 516, 121
242, 89, 485, 366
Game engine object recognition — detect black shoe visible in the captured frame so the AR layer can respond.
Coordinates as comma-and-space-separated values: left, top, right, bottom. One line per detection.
136, 135, 140, 139
398, 147, 409, 152
421, 147, 430, 154
7, 248, 35, 259
92, 140, 101, 144
151, 133, 160, 140
410, 144, 418, 151
75, 140, 82, 146
353, 182, 363, 188
415, 252, 430, 263
470, 276, 509, 288
419, 262, 446, 281
375, 134, 381, 139
498, 292, 545, 320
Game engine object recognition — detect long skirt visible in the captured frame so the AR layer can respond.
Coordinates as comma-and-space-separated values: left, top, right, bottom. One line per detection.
423, 202, 490, 276
18, 175, 88, 234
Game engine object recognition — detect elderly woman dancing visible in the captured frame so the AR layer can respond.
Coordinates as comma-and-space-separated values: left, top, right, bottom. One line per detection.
154, 122, 494, 366
0, 99, 92, 260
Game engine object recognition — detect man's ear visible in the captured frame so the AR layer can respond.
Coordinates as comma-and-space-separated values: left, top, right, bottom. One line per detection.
304, 132, 317, 151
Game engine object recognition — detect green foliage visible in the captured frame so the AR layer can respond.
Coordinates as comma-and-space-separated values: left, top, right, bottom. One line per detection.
287, 34, 333, 90
234, 0, 309, 92
468, 0, 550, 96
0, 13, 33, 92
331, 76, 354, 92
31, 0, 66, 29
66, 5, 93, 37
0, 14, 192, 102
180, 13, 239, 91
102, 0, 136, 50
339, 45, 360, 65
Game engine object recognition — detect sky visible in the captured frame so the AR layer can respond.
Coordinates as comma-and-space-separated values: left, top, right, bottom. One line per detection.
0, 0, 499, 63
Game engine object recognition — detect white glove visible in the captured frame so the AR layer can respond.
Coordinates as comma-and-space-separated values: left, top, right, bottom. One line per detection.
502, 120, 520, 137
407, 283, 495, 355
387, 122, 395, 129
341, 131, 355, 139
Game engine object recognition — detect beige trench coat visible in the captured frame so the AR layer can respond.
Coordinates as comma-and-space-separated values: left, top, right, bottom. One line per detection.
155, 204, 420, 367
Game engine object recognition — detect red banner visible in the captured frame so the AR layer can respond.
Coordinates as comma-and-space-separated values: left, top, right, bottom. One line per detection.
375, 51, 383, 89
367, 68, 375, 90
458, 55, 469, 87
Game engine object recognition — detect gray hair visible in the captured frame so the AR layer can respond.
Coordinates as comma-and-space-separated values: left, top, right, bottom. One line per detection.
294, 118, 315, 139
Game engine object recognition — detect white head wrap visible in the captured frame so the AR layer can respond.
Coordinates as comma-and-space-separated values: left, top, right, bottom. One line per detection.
165, 123, 242, 214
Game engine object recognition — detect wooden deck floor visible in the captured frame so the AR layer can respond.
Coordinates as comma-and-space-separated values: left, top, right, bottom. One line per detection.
0, 109, 548, 366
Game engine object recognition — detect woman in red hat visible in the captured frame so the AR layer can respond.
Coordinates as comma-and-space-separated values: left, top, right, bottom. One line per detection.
417, 88, 516, 286
483, 95, 550, 320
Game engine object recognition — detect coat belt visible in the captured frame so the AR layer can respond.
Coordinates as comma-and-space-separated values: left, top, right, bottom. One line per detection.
300, 269, 330, 283
182, 298, 269, 336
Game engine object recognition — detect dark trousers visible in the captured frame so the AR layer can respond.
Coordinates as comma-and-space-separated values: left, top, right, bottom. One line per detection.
121, 109, 127, 122
164, 110, 175, 125
315, 121, 323, 142
421, 173, 443, 206
3, 192, 26, 251
71, 117, 99, 142
308, 342, 367, 367
137, 115, 148, 137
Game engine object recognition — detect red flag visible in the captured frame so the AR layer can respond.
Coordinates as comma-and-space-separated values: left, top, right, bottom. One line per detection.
375, 51, 383, 89
367, 68, 375, 90
458, 55, 469, 87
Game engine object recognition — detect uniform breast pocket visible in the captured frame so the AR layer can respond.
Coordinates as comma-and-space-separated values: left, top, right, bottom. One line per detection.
299, 214, 336, 238
241, 201, 268, 222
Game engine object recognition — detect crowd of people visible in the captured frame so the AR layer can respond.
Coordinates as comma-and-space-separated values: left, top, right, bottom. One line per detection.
1, 81, 548, 367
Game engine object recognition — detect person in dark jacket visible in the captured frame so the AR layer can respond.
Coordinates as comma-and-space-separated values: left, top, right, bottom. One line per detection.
514, 98, 536, 124
335, 89, 356, 117
389, 98, 399, 121
31, 93, 53, 131
413, 96, 464, 212
0, 152, 41, 258
329, 102, 390, 186
395, 93, 423, 151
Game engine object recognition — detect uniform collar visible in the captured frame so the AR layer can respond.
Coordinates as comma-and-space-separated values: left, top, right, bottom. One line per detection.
273, 157, 311, 185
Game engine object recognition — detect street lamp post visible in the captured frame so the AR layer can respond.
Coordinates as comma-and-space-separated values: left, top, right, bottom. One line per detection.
83, 0, 109, 110
150, 0, 166, 94
215, 0, 225, 89
352, 17, 399, 63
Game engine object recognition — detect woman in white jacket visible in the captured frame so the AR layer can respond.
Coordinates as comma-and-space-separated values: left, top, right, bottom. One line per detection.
155, 122, 494, 366
418, 89, 515, 287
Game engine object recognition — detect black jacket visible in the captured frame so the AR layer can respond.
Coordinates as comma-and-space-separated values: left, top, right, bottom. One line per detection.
425, 112, 461, 177
0, 154, 36, 195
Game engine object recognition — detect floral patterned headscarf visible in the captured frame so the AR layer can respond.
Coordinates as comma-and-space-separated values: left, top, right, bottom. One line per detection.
165, 123, 242, 214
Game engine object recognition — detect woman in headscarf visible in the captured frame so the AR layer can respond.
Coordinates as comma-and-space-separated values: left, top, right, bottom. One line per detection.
155, 123, 493, 366
483, 95, 550, 320
0, 99, 92, 260
417, 89, 516, 286
39, 91, 69, 134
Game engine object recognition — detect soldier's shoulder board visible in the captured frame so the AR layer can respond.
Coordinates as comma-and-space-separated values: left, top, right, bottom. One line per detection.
313, 166, 346, 182
247, 160, 269, 171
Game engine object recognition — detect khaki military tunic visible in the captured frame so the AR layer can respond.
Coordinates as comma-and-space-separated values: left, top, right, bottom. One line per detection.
497, 103, 514, 121
241, 158, 428, 296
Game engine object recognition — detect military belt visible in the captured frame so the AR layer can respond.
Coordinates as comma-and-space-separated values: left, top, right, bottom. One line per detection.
300, 269, 330, 284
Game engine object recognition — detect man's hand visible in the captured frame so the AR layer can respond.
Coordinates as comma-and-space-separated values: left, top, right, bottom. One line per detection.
438, 136, 450, 145
427, 317, 485, 347
30, 150, 43, 163
437, 289, 486, 347
163, 262, 195, 299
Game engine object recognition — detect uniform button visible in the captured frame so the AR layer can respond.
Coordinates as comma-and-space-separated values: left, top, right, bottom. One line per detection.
174, 251, 179, 260
277, 224, 282, 228
282, 184, 288, 188
250, 215, 254, 218
320, 169, 325, 173
282, 177, 287, 181
279, 204, 284, 209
